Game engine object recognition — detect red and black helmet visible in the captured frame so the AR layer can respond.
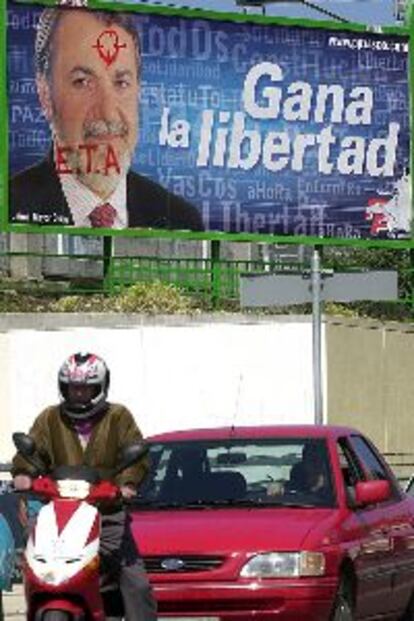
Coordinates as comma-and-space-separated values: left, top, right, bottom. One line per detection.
58, 352, 110, 421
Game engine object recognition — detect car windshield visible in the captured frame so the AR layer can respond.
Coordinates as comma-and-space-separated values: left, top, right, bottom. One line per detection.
136, 437, 336, 509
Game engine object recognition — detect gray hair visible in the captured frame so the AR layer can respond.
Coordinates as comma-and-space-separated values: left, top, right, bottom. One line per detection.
35, 7, 141, 80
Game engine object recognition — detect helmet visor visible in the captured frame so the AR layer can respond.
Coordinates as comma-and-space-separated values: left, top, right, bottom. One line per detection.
61, 384, 101, 412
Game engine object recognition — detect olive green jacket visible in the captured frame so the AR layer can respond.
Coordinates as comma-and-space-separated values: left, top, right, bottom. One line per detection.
11, 403, 149, 488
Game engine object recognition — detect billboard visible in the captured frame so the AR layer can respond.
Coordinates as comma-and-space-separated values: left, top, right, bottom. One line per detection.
3, 0, 412, 243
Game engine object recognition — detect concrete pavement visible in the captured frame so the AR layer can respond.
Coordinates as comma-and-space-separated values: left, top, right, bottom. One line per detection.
3, 587, 191, 620
3, 585, 25, 621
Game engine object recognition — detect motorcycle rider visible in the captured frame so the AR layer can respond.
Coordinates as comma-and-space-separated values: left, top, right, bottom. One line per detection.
11, 352, 157, 621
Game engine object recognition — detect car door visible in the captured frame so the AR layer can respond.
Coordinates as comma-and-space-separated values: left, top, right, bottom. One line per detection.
348, 434, 414, 617
349, 434, 414, 617
337, 438, 394, 618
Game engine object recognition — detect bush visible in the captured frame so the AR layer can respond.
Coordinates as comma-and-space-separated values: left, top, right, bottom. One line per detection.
49, 281, 197, 314
115, 281, 196, 314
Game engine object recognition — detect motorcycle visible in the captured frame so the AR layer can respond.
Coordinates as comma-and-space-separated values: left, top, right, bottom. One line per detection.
12, 432, 148, 621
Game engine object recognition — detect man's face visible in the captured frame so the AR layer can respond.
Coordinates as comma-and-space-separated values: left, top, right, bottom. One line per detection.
39, 11, 139, 198
68, 383, 97, 405
304, 458, 325, 491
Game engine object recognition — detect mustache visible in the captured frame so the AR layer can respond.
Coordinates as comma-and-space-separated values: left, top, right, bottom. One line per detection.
83, 120, 128, 139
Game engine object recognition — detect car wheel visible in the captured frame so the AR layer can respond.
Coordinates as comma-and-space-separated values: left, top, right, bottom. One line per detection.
331, 578, 354, 621
399, 593, 414, 620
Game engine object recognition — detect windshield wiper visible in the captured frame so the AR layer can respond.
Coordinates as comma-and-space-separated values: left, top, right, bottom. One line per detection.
202, 498, 322, 508
133, 497, 325, 509
268, 500, 320, 508
132, 498, 213, 509
135, 498, 276, 508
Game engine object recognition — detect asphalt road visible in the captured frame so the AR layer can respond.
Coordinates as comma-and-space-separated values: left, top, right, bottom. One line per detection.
3, 587, 193, 620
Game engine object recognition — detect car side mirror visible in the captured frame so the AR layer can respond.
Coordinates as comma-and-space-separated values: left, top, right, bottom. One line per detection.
114, 442, 149, 475
355, 479, 391, 507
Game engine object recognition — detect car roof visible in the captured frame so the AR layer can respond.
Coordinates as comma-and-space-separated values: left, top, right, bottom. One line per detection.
147, 425, 361, 443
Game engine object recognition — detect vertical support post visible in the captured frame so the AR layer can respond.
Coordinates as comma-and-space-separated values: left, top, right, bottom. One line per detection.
211, 240, 221, 308
410, 248, 414, 316
103, 236, 113, 293
311, 245, 324, 425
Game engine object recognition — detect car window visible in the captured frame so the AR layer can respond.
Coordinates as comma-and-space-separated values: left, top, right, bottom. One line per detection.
337, 438, 365, 505
138, 437, 336, 508
348, 434, 401, 500
337, 439, 364, 486
406, 476, 414, 497
349, 435, 389, 480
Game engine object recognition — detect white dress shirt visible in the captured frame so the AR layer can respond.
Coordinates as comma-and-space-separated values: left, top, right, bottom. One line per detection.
60, 173, 128, 228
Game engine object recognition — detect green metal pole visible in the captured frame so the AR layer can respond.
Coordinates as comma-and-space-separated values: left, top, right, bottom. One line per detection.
103, 236, 113, 293
211, 240, 221, 308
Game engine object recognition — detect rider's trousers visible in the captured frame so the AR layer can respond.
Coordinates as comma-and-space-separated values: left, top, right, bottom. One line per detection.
100, 510, 158, 621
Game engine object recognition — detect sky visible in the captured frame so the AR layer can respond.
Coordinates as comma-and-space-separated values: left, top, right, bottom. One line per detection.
134, 0, 400, 26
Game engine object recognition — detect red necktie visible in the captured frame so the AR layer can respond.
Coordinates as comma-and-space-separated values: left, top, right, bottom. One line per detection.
88, 203, 117, 228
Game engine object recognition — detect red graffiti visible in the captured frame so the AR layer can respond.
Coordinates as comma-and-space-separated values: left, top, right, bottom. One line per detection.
55, 143, 121, 176
92, 29, 127, 67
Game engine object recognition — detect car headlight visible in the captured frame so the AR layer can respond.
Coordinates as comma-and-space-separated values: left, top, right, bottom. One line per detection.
240, 552, 325, 578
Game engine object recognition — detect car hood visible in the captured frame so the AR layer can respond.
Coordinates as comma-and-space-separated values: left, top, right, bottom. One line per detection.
130, 506, 337, 555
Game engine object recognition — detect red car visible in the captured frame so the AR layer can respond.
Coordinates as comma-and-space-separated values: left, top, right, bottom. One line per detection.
130, 425, 414, 620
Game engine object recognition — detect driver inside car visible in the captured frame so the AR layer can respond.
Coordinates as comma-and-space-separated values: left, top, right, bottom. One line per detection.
11, 352, 158, 621
267, 443, 330, 499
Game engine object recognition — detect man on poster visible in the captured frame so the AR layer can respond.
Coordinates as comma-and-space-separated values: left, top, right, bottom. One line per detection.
10, 7, 203, 231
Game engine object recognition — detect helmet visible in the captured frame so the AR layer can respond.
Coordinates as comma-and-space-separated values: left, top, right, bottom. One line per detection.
58, 353, 110, 421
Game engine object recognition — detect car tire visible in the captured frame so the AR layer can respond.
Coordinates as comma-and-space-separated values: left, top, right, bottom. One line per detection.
331, 578, 354, 621
399, 593, 414, 620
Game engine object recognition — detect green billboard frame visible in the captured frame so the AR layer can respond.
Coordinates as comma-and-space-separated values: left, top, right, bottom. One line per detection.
1, 0, 413, 249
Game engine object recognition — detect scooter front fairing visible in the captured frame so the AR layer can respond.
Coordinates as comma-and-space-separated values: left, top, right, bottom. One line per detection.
25, 497, 104, 621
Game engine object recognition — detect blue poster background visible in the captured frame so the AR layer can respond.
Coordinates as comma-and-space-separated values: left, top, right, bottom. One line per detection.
7, 2, 411, 238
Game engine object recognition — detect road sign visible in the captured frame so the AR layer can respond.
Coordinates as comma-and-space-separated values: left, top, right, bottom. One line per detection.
240, 270, 398, 307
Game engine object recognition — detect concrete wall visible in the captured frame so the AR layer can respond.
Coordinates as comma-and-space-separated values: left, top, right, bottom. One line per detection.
326, 317, 414, 454
0, 315, 316, 462
2, 312, 412, 469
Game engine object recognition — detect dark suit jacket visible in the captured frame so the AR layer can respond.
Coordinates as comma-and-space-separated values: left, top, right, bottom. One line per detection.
10, 157, 203, 231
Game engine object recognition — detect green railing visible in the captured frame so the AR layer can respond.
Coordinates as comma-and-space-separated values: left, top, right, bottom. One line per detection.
0, 248, 289, 302
1, 245, 414, 317
107, 255, 285, 300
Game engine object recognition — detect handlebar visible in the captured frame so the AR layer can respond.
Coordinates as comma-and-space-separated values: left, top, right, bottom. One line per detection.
32, 476, 121, 503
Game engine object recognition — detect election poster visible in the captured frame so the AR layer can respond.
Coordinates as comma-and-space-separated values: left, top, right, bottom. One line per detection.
5, 1, 411, 240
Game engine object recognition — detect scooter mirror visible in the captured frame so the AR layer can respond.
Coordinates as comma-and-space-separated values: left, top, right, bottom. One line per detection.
12, 432, 36, 457
115, 442, 149, 475
12, 432, 47, 476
